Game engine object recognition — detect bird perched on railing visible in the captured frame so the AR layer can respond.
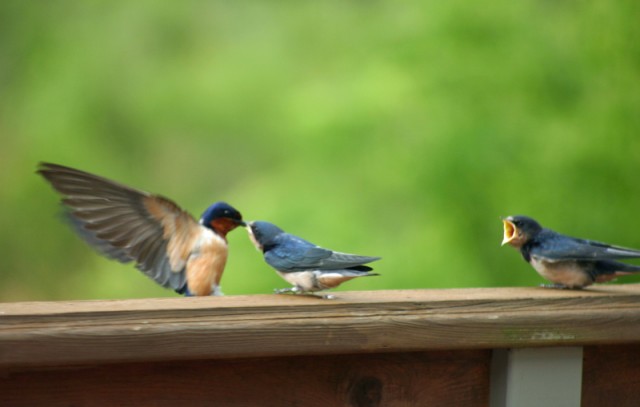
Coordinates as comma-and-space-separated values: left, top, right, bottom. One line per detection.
501, 215, 640, 289
246, 220, 380, 298
38, 162, 245, 296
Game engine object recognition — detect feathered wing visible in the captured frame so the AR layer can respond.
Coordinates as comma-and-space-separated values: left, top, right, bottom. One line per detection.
319, 251, 381, 270
62, 207, 132, 262
38, 162, 203, 292
265, 233, 381, 272
535, 230, 640, 262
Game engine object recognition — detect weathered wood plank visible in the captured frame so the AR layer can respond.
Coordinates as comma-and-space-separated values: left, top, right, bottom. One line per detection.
0, 350, 490, 407
1, 286, 640, 367
582, 344, 640, 407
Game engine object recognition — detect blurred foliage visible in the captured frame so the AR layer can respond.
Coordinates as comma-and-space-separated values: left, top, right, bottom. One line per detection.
1, 1, 640, 301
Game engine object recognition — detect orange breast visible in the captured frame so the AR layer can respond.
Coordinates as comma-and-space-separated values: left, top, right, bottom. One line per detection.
186, 231, 229, 296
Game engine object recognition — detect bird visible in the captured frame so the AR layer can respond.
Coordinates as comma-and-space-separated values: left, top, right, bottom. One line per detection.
246, 220, 381, 298
37, 162, 245, 296
501, 215, 640, 289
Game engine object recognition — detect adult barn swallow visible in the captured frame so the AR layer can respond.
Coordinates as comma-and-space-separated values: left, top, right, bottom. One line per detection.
502, 215, 640, 288
246, 221, 380, 297
38, 163, 245, 296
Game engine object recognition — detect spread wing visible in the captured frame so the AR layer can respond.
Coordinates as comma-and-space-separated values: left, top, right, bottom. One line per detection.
265, 233, 380, 272
38, 162, 204, 292
534, 230, 640, 262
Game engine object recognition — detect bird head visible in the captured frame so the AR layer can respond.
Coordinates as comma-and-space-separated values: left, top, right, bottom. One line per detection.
246, 221, 284, 252
501, 215, 542, 248
200, 202, 245, 236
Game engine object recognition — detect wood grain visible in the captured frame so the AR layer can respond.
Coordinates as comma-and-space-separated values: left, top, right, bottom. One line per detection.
582, 344, 640, 407
0, 350, 490, 407
2, 286, 640, 367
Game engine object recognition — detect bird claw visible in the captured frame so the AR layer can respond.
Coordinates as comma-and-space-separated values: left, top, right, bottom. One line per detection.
322, 294, 336, 300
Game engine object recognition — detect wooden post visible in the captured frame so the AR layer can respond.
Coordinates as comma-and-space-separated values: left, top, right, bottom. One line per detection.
491, 347, 583, 407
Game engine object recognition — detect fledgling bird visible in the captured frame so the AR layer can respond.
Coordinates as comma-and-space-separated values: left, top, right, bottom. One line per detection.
501, 215, 640, 289
246, 221, 380, 298
38, 162, 245, 296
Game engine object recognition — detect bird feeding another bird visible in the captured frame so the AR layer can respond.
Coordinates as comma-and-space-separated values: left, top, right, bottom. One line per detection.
38, 163, 245, 296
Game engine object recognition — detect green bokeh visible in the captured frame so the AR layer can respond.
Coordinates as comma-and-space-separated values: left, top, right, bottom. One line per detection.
1, 1, 639, 301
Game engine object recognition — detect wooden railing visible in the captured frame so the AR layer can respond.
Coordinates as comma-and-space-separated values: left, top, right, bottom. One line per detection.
1, 286, 640, 406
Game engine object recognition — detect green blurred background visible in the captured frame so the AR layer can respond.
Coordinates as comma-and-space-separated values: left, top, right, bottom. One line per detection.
1, 1, 639, 301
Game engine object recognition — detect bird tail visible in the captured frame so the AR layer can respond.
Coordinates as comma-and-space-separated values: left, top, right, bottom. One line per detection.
594, 261, 640, 283
342, 266, 380, 277
613, 263, 640, 274
347, 265, 373, 272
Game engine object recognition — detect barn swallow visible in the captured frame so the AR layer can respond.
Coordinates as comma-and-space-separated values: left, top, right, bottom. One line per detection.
246, 221, 380, 298
501, 215, 640, 289
37, 162, 245, 296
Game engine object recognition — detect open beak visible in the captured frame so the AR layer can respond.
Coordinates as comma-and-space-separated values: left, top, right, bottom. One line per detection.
501, 218, 517, 246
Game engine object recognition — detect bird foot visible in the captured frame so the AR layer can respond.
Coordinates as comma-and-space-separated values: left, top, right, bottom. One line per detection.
539, 283, 582, 290
274, 287, 300, 295
273, 287, 335, 299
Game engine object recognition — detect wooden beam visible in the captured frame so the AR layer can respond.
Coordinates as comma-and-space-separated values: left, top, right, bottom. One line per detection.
2, 286, 640, 368
0, 350, 491, 407
582, 345, 640, 407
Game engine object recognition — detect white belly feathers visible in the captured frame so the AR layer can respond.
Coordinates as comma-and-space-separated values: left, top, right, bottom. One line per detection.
529, 256, 592, 288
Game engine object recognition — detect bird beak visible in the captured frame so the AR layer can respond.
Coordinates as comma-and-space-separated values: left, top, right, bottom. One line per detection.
245, 222, 263, 251
502, 218, 517, 246
237, 220, 247, 227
